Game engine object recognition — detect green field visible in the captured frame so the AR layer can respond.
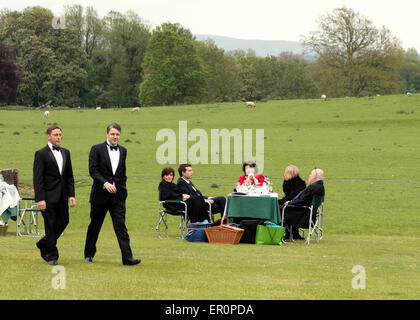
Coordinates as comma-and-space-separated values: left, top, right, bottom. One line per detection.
0, 95, 419, 299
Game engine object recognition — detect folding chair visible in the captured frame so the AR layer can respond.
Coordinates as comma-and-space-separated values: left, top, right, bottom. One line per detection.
281, 195, 324, 244
157, 193, 212, 239
16, 197, 44, 237
157, 194, 188, 239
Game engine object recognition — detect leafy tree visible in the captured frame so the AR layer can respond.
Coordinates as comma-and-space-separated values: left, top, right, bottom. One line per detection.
229, 50, 257, 101
0, 42, 20, 103
41, 63, 88, 106
139, 28, 206, 106
195, 39, 241, 102
155, 22, 195, 40
302, 7, 403, 97
17, 34, 57, 106
399, 49, 420, 93
103, 10, 151, 106
278, 61, 318, 99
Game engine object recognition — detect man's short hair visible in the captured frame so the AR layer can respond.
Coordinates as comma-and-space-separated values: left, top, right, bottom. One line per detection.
161, 167, 175, 180
107, 123, 121, 133
46, 125, 61, 135
313, 168, 324, 180
178, 163, 192, 177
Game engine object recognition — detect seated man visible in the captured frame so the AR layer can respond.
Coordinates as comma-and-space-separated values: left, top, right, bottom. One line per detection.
280, 168, 325, 239
177, 164, 227, 219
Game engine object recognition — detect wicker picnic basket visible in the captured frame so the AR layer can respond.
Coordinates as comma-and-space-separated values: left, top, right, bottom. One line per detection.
205, 214, 244, 245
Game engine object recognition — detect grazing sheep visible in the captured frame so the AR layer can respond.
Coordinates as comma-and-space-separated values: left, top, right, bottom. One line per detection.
321, 94, 327, 100
96, 107, 101, 110
131, 107, 140, 113
44, 111, 50, 118
407, 92, 412, 96
246, 101, 256, 107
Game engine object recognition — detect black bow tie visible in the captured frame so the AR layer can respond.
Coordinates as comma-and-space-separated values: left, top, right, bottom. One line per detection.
109, 145, 118, 151
52, 146, 60, 151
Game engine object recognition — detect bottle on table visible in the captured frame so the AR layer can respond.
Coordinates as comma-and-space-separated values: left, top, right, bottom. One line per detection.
266, 176, 272, 193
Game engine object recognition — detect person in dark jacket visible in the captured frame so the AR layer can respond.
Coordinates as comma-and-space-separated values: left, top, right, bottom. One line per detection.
33, 125, 76, 265
281, 168, 325, 240
158, 167, 209, 223
278, 165, 306, 239
279, 165, 306, 205
176, 164, 226, 219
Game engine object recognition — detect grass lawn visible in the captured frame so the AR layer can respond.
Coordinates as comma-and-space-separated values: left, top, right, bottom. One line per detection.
0, 95, 419, 299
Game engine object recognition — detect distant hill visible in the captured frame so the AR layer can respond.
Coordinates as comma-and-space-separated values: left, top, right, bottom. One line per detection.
195, 34, 310, 59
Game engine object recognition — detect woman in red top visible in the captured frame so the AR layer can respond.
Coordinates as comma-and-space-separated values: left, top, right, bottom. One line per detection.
236, 160, 265, 191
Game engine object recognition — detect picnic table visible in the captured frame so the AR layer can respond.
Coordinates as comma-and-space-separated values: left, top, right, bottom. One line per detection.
225, 193, 281, 225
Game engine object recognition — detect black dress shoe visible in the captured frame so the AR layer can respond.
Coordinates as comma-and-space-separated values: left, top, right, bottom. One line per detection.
122, 258, 141, 266
85, 257, 94, 263
48, 260, 58, 265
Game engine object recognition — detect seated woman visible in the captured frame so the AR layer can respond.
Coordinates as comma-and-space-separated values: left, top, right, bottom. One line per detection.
279, 165, 309, 240
158, 167, 209, 223
279, 165, 306, 205
236, 160, 265, 192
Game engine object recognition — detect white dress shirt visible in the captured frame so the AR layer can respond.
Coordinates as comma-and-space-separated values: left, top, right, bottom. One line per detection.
182, 177, 199, 193
106, 140, 120, 175
48, 142, 63, 175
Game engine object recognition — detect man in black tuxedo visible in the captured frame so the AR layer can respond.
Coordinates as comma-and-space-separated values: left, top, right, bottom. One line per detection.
177, 164, 226, 220
33, 125, 76, 265
281, 168, 325, 239
84, 123, 140, 266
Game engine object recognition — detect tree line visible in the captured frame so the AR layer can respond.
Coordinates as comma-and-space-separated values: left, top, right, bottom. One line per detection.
0, 5, 419, 107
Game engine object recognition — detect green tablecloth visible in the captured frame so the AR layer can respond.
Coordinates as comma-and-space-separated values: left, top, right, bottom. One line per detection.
226, 195, 281, 224
0, 206, 17, 224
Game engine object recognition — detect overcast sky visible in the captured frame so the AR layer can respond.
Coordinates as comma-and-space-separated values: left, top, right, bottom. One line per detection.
3, 0, 420, 51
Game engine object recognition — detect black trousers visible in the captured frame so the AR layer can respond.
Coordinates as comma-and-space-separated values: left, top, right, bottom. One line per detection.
163, 196, 209, 223
84, 197, 133, 262
279, 205, 314, 229
209, 196, 227, 216
38, 200, 69, 261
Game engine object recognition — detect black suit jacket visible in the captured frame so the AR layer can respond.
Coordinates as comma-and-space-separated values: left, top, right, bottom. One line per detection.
176, 178, 207, 199
33, 145, 75, 203
289, 180, 325, 207
89, 142, 127, 204
159, 180, 182, 201
159, 180, 183, 212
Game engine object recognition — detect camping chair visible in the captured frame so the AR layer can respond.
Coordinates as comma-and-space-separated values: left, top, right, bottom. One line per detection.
281, 194, 325, 244
157, 193, 212, 239
16, 197, 43, 237
157, 194, 188, 239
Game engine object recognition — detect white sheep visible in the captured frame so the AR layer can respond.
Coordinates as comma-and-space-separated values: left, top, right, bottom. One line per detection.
96, 107, 101, 110
246, 101, 256, 107
407, 92, 412, 96
44, 111, 50, 118
321, 94, 327, 100
131, 107, 140, 112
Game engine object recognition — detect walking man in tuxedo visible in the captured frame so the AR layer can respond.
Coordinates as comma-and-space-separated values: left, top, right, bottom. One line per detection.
84, 123, 140, 266
33, 125, 76, 265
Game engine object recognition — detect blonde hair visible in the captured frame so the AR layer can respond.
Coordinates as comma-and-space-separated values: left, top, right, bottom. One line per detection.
284, 165, 300, 180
